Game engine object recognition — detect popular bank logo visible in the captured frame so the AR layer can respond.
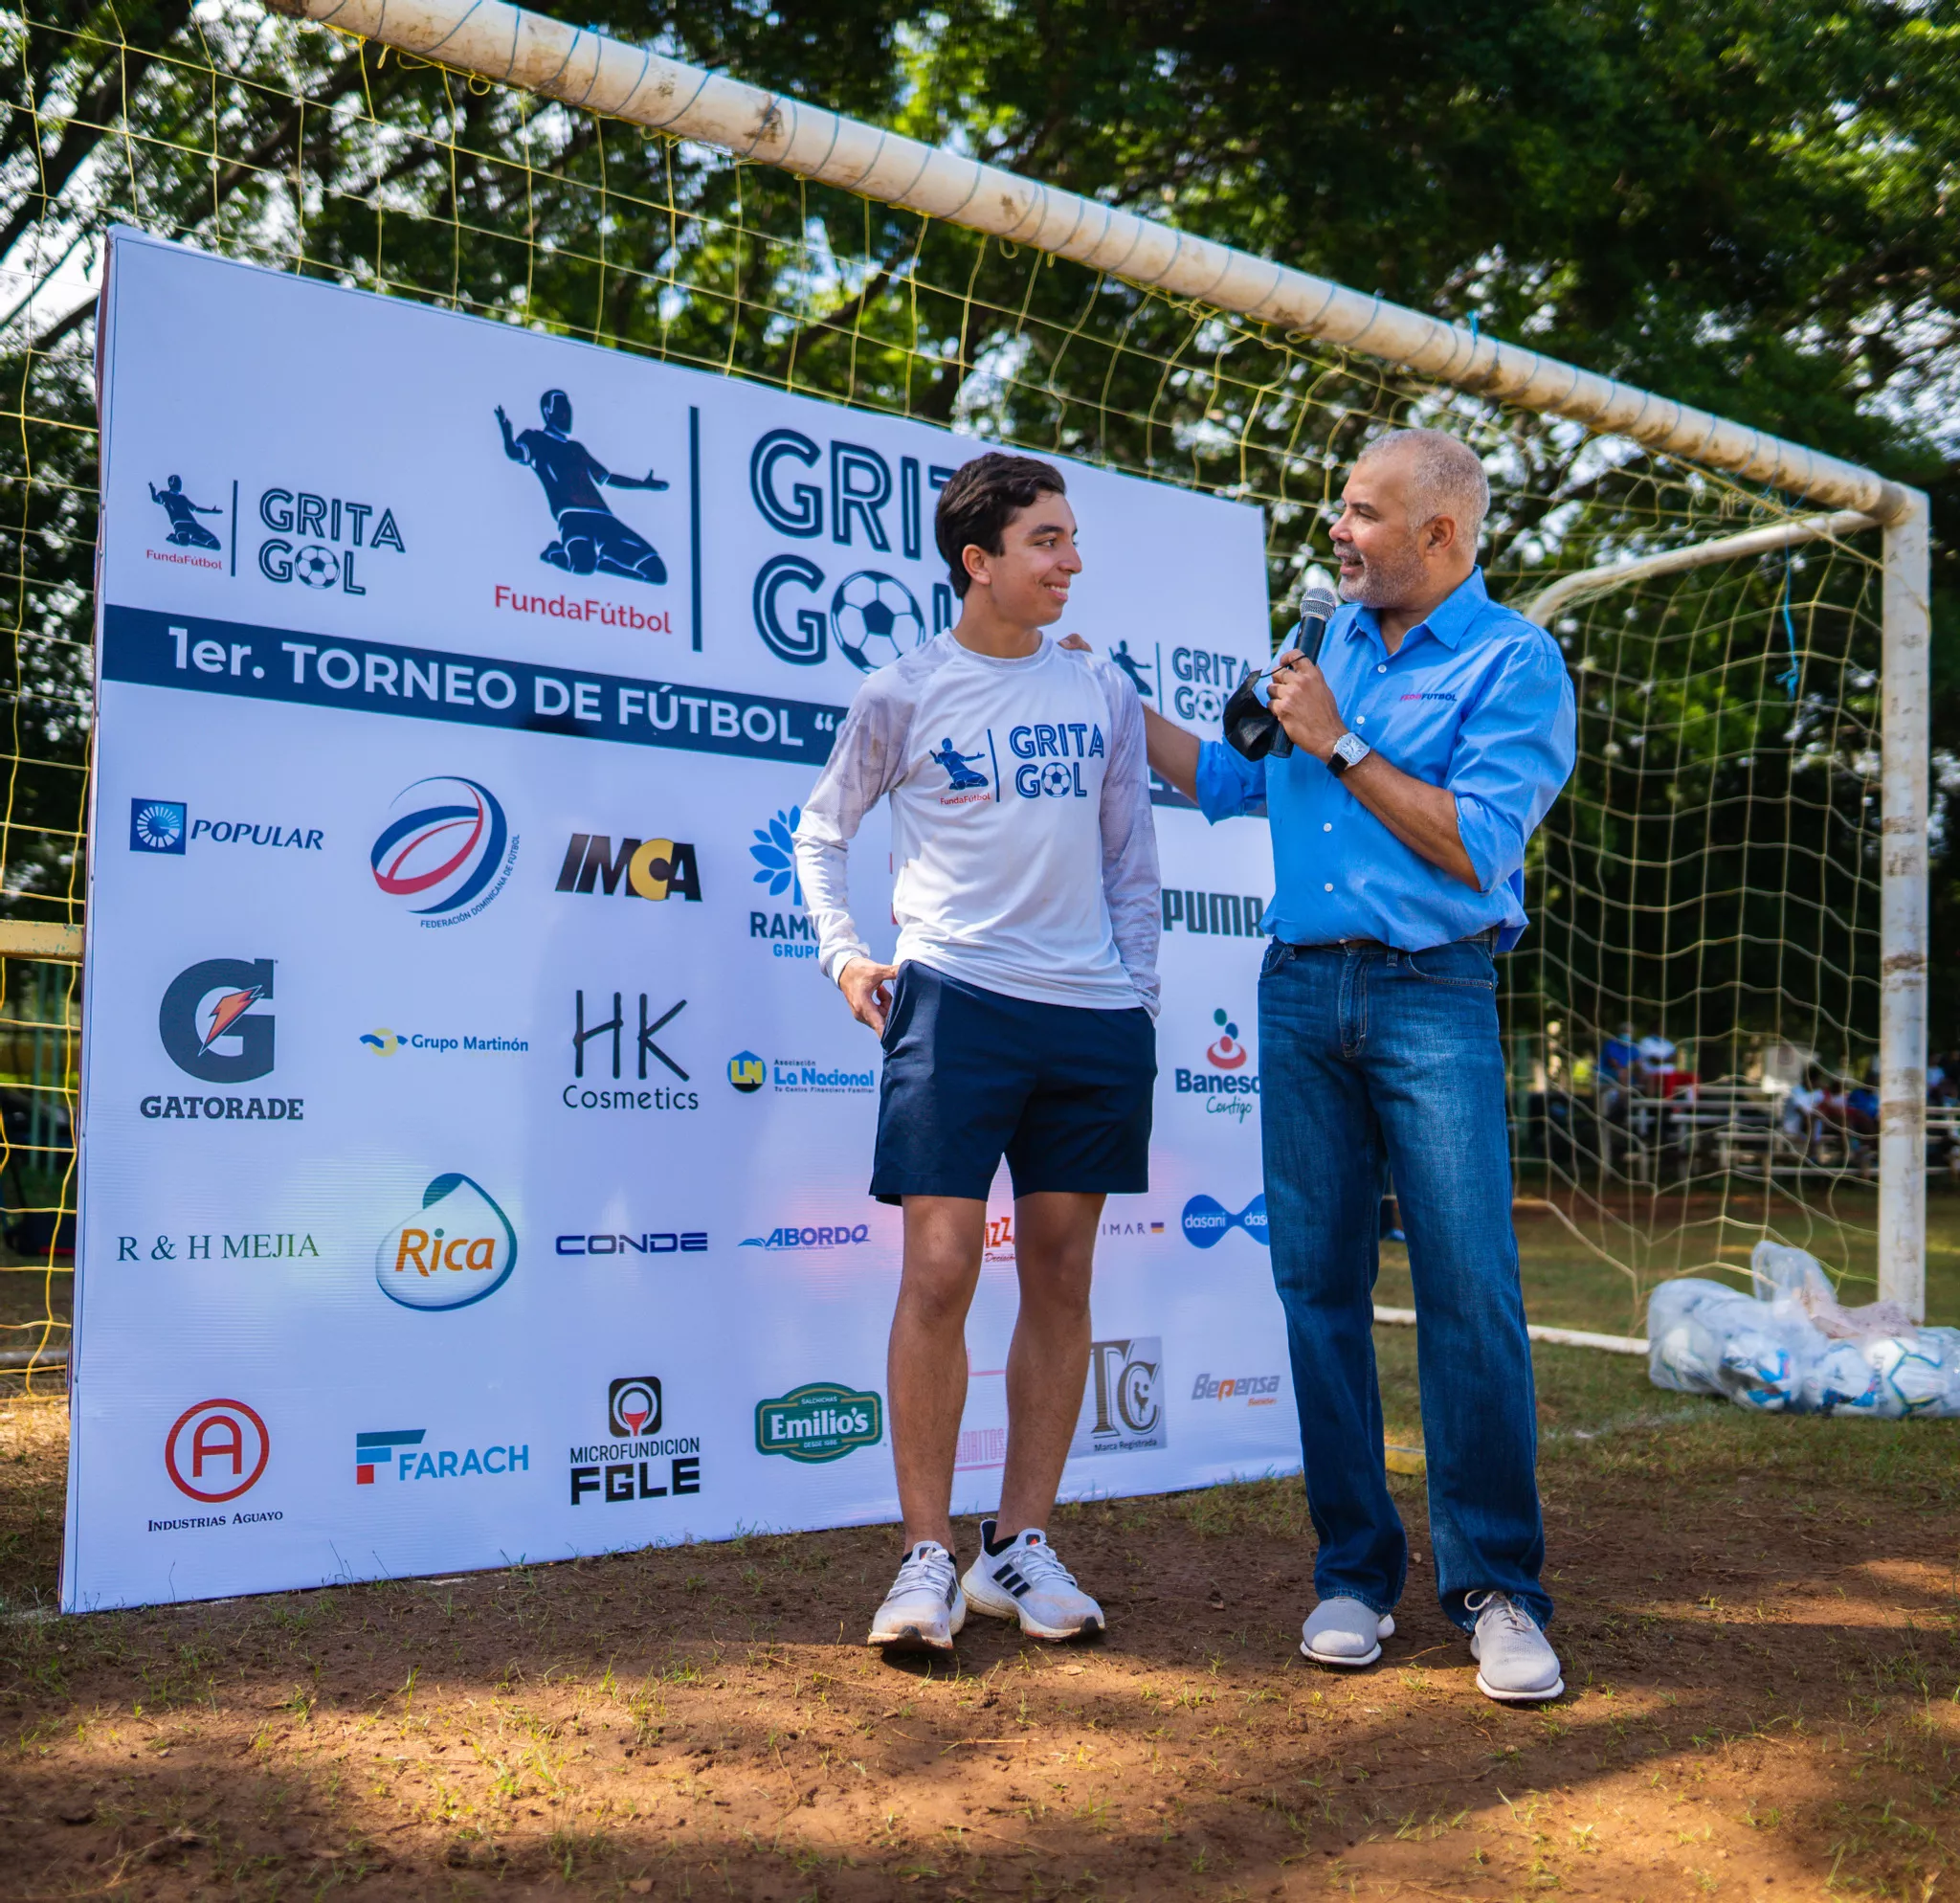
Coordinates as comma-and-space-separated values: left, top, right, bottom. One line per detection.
130, 798, 323, 858
1069, 1338, 1167, 1457
555, 833, 702, 901
1181, 1193, 1269, 1249
749, 807, 818, 959
158, 957, 276, 1084
374, 1173, 518, 1310
165, 1398, 270, 1503
370, 777, 518, 924
754, 1381, 883, 1463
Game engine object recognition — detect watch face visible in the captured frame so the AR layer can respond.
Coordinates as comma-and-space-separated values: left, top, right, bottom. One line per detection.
1335, 733, 1367, 765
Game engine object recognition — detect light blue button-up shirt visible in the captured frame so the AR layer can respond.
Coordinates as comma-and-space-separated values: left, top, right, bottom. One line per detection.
1194, 567, 1576, 952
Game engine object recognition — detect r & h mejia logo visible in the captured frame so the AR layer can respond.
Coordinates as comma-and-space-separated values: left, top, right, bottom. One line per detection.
753, 1382, 882, 1464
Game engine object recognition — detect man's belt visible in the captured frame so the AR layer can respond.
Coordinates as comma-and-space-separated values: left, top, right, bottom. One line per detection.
1288, 927, 1499, 955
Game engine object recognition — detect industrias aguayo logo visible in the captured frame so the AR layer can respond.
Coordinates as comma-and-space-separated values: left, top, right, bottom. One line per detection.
156, 1398, 280, 1533
373, 1174, 518, 1310
370, 777, 519, 926
754, 1382, 883, 1464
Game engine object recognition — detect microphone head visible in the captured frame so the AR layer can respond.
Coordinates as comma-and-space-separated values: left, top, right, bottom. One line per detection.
1299, 585, 1339, 621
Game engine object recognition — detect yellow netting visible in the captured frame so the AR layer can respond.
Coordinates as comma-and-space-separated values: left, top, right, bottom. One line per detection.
0, 2, 1887, 1387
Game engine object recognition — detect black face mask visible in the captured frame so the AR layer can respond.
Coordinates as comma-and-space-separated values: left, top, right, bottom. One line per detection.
1223, 666, 1282, 760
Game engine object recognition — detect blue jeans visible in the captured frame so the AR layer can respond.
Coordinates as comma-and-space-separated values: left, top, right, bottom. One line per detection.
1258, 934, 1548, 1633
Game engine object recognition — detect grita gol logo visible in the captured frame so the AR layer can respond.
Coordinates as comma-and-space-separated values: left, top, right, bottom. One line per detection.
374, 1173, 518, 1310
370, 777, 518, 926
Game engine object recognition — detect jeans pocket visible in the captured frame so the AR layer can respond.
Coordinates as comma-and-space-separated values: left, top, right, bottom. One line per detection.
1403, 945, 1496, 990
1259, 937, 1288, 978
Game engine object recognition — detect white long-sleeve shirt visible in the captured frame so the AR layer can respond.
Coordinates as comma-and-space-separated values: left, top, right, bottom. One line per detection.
792, 633, 1161, 1016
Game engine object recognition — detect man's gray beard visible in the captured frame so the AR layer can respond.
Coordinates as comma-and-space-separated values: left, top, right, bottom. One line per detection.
1337, 542, 1427, 609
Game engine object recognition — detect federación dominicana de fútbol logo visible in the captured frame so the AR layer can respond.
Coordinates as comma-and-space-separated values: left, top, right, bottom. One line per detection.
374, 1174, 518, 1310
370, 777, 519, 927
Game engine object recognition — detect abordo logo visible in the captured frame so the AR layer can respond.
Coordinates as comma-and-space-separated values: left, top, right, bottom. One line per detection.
165, 1398, 270, 1503
370, 777, 518, 923
374, 1173, 518, 1310
158, 957, 276, 1083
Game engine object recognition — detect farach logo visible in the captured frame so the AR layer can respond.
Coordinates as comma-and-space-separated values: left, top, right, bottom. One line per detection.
165, 1398, 270, 1503
129, 798, 323, 858
371, 776, 518, 926
754, 1381, 883, 1464
355, 1427, 529, 1484
374, 1173, 518, 1310
567, 991, 699, 1111
256, 484, 404, 594
555, 833, 701, 901
1069, 1337, 1167, 1458
569, 1377, 702, 1506
1181, 1193, 1269, 1249
145, 955, 301, 1123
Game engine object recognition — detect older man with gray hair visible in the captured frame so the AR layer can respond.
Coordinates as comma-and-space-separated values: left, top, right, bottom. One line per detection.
1144, 427, 1576, 1703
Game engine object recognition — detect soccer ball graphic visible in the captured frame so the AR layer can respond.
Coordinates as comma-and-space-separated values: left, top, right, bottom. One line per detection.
1038, 761, 1075, 797
294, 543, 340, 590
831, 571, 925, 673
1192, 685, 1225, 727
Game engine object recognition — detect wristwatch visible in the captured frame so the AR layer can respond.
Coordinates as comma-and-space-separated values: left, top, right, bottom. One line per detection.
1326, 731, 1372, 777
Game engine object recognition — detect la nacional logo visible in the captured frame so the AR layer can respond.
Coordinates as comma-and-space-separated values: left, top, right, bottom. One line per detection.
370, 777, 519, 927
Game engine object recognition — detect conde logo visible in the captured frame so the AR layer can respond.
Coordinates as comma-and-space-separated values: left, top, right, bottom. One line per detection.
374, 1173, 518, 1310
370, 776, 518, 925
1180, 1193, 1269, 1249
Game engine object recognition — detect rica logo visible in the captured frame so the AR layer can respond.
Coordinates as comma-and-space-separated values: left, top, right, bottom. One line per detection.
374, 1173, 518, 1310
158, 956, 275, 1084
754, 1381, 883, 1463
1181, 1193, 1270, 1249
166, 1398, 270, 1503
370, 777, 518, 924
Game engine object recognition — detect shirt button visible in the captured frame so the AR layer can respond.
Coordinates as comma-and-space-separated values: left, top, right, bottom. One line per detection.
1323, 882, 1333, 892
1356, 715, 1367, 726
1323, 822, 1332, 832
1377, 663, 1387, 674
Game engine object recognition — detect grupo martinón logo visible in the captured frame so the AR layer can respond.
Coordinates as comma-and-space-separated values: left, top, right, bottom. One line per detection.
569, 1377, 702, 1506
373, 1173, 518, 1310
1069, 1338, 1167, 1458
754, 1381, 883, 1464
164, 1398, 270, 1504
555, 832, 702, 902
144, 956, 303, 1124
370, 776, 518, 926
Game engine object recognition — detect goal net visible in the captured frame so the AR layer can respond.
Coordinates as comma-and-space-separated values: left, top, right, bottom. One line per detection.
0, 1, 1904, 1386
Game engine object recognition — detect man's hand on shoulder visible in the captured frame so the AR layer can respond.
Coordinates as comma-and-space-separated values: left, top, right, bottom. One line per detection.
1058, 633, 1093, 655
839, 957, 900, 1037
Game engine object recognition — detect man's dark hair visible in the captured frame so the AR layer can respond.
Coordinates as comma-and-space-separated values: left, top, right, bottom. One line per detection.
935, 452, 1067, 597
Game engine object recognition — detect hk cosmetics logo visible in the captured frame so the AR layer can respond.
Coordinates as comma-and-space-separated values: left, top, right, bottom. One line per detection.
1175, 1007, 1260, 1121
374, 1173, 518, 1310
144, 956, 303, 1124
754, 1381, 883, 1463
749, 805, 818, 959
726, 1051, 874, 1096
1069, 1338, 1167, 1458
1182, 1193, 1269, 1249
741, 1221, 872, 1252
555, 832, 702, 901
129, 798, 323, 858
569, 1377, 703, 1506
164, 1398, 270, 1504
567, 990, 698, 1112
370, 777, 519, 926
354, 1428, 528, 1485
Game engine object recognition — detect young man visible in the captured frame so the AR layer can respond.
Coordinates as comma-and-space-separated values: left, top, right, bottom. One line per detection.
793, 452, 1159, 1655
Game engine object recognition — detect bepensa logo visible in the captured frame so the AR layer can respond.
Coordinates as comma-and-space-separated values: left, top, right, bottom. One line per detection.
143, 472, 406, 595
555, 833, 702, 901
373, 1173, 518, 1310
370, 777, 519, 928
142, 956, 303, 1124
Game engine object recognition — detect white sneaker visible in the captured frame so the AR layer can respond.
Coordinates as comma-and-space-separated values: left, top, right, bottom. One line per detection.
962, 1520, 1105, 1641
1466, 1590, 1564, 1702
1300, 1596, 1395, 1668
867, 1540, 967, 1653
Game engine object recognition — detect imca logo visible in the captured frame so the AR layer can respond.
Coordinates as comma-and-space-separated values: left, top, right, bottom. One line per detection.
554, 832, 702, 901
370, 776, 518, 924
1181, 1193, 1269, 1248
374, 1173, 518, 1310
754, 1381, 883, 1463
165, 1398, 270, 1503
1069, 1338, 1167, 1457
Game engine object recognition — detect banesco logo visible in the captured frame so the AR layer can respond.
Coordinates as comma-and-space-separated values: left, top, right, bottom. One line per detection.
374, 1173, 518, 1310
370, 776, 518, 925
1175, 1006, 1259, 1121
741, 1222, 871, 1252
1181, 1193, 1270, 1249
165, 1398, 270, 1503
354, 1427, 528, 1484
1069, 1338, 1167, 1457
754, 1381, 883, 1463
570, 1377, 702, 1506
129, 797, 323, 858
555, 833, 702, 901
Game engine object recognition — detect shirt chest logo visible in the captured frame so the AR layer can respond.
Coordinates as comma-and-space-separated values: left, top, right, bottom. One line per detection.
1007, 721, 1102, 801
928, 737, 992, 808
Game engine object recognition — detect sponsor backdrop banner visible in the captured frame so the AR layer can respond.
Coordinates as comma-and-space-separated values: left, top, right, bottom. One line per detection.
67, 230, 1294, 1611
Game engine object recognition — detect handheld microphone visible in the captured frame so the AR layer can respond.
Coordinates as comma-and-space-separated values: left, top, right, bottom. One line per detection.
1268, 584, 1340, 759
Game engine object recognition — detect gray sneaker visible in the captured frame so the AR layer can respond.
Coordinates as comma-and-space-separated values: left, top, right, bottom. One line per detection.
1300, 1596, 1394, 1668
1465, 1590, 1563, 1702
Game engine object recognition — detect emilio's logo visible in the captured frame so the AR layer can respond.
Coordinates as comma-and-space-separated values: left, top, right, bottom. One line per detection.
158, 957, 276, 1083
555, 833, 701, 901
754, 1381, 882, 1463
370, 777, 518, 924
1181, 1193, 1269, 1248
374, 1173, 518, 1310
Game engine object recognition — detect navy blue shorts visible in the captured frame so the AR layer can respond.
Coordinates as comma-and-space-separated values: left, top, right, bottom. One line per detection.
871, 962, 1155, 1205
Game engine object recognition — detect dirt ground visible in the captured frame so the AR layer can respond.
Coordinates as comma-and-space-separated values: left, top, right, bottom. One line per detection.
3, 1334, 1958, 1901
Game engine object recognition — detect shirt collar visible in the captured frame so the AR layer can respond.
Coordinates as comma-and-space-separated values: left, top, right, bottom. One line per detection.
1338, 566, 1492, 655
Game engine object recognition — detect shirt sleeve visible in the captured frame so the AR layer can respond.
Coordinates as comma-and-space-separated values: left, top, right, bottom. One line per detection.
1094, 663, 1163, 1017
1449, 630, 1577, 895
792, 680, 912, 987
1194, 739, 1268, 822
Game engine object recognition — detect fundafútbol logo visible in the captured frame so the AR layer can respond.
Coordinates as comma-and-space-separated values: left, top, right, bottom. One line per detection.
1069, 1337, 1167, 1458
370, 776, 519, 927
569, 1377, 703, 1506
374, 1173, 518, 1310
144, 956, 303, 1124
754, 1381, 883, 1464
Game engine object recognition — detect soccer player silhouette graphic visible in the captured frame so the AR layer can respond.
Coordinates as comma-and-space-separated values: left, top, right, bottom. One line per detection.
1107, 638, 1153, 698
147, 475, 222, 549
496, 390, 671, 584
929, 739, 990, 792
